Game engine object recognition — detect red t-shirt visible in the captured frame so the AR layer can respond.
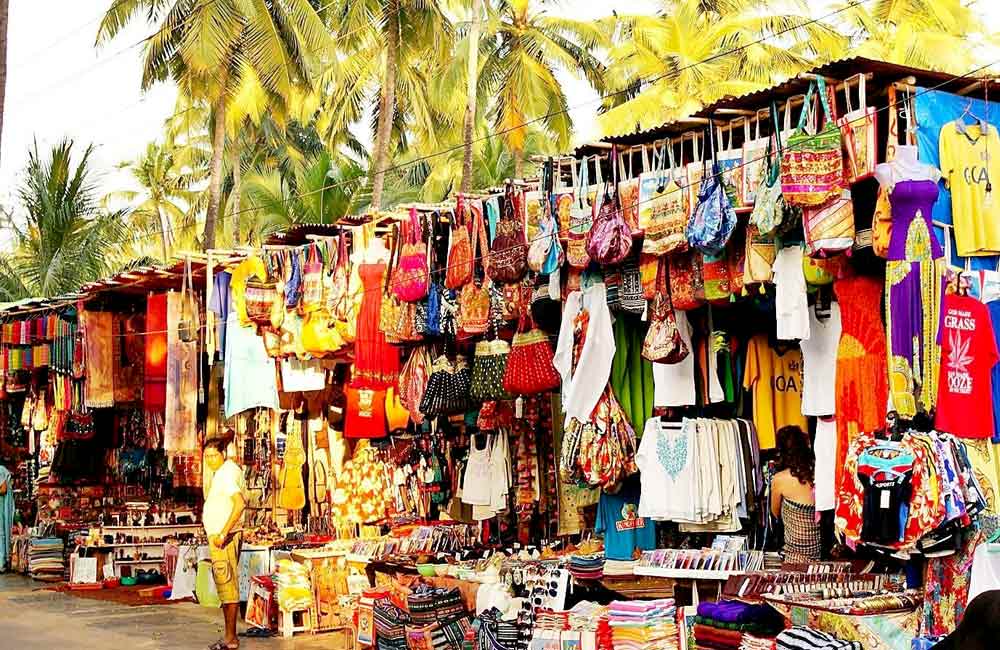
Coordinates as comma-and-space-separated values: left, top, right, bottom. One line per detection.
935, 293, 1000, 438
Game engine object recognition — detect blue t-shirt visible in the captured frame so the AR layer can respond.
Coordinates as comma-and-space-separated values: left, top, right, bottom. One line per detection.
595, 479, 656, 561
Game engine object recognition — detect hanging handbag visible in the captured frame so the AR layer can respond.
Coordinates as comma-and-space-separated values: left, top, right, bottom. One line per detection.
616, 146, 642, 236
302, 308, 345, 356
726, 228, 746, 297
244, 277, 283, 330
567, 157, 593, 269
802, 254, 846, 287
530, 281, 562, 335
687, 122, 738, 255
803, 188, 855, 257
750, 105, 786, 236
619, 250, 646, 315
685, 131, 705, 221
838, 73, 877, 183
640, 253, 660, 300
668, 248, 705, 311
445, 203, 474, 289
527, 208, 558, 273
399, 345, 433, 424
586, 151, 632, 266
395, 208, 431, 302
503, 315, 561, 395
469, 339, 511, 402
642, 281, 688, 364
457, 205, 491, 338
420, 355, 472, 417
781, 78, 844, 207
702, 249, 732, 304
716, 120, 746, 210
501, 279, 532, 322
642, 140, 689, 256
743, 224, 776, 285
301, 244, 325, 313
487, 188, 529, 283
741, 109, 771, 205
178, 257, 200, 343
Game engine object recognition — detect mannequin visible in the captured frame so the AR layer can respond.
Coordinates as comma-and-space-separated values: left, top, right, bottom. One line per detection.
350, 223, 389, 265
0, 464, 12, 572
875, 145, 941, 187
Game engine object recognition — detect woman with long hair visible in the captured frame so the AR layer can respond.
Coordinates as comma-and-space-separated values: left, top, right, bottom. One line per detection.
770, 425, 822, 563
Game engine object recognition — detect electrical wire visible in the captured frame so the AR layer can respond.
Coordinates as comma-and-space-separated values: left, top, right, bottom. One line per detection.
5, 54, 1000, 337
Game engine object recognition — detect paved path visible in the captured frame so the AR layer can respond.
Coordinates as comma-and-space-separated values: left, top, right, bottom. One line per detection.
0, 574, 340, 649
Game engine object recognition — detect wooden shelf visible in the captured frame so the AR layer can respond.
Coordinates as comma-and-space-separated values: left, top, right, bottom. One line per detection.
633, 566, 739, 580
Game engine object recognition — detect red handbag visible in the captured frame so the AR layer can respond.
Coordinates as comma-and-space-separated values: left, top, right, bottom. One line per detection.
445, 200, 473, 289
502, 316, 560, 395
488, 189, 529, 284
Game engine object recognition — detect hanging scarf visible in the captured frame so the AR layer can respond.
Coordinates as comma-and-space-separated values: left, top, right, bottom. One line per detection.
83, 311, 114, 408
113, 313, 145, 404
164, 292, 199, 455
145, 293, 168, 411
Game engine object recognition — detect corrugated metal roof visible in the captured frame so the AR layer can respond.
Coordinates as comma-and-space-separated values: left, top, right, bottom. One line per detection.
584, 56, 997, 149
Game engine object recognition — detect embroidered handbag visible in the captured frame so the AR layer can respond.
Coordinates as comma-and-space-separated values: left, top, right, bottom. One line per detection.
567, 157, 593, 269
741, 109, 771, 205
668, 248, 705, 311
487, 189, 529, 283
642, 286, 688, 364
702, 249, 732, 304
302, 308, 345, 356
642, 141, 690, 256
838, 73, 877, 183
245, 277, 284, 330
420, 355, 472, 417
781, 78, 844, 207
470, 339, 511, 402
300, 245, 325, 313
803, 188, 855, 257
750, 109, 785, 236
743, 224, 776, 285
501, 279, 532, 322
503, 317, 561, 395
716, 120, 746, 209
640, 253, 660, 299
802, 253, 846, 286
586, 176, 632, 265
528, 209, 558, 273
399, 345, 433, 423
618, 251, 646, 315
726, 228, 746, 296
445, 203, 473, 289
687, 124, 737, 255
394, 208, 430, 302
458, 281, 491, 338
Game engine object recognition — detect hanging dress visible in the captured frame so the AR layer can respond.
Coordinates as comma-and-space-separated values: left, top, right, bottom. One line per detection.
352, 263, 400, 389
885, 179, 943, 417
834, 275, 888, 496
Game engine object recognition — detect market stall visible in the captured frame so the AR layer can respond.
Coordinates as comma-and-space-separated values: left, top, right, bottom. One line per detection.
4, 56, 1000, 650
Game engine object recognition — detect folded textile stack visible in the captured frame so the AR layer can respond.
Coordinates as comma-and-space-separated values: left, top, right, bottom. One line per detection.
693, 600, 784, 650
603, 559, 636, 577
596, 616, 613, 650
568, 553, 604, 581
694, 624, 743, 650
568, 601, 608, 631
477, 607, 522, 650
275, 559, 312, 612
607, 598, 678, 650
740, 635, 777, 650
775, 626, 861, 650
28, 537, 64, 581
534, 609, 570, 632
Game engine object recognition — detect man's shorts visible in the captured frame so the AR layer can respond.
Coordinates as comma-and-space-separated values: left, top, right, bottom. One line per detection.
209, 532, 242, 604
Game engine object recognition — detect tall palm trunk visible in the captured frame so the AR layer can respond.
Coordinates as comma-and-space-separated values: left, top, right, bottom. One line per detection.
204, 94, 227, 250
370, 0, 400, 211
460, 0, 482, 194
231, 148, 241, 245
0, 0, 9, 165
513, 147, 524, 179
155, 205, 171, 261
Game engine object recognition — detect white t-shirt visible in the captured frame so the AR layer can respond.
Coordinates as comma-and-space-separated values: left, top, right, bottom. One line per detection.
651, 311, 696, 407
813, 418, 837, 512
636, 418, 697, 522
280, 358, 327, 392
968, 542, 1000, 605
203, 460, 245, 536
773, 246, 810, 341
799, 302, 842, 416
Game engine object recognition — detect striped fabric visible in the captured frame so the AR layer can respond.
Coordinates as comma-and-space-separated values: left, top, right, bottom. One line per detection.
776, 626, 862, 650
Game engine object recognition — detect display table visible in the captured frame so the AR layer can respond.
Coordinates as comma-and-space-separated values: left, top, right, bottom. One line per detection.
764, 593, 921, 650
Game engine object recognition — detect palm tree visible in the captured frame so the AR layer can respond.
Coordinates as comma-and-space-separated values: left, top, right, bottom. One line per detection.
97, 0, 333, 250
480, 0, 608, 177
319, 0, 454, 210
834, 0, 989, 73
240, 151, 367, 243
0, 140, 128, 301
108, 141, 202, 261
461, 0, 484, 194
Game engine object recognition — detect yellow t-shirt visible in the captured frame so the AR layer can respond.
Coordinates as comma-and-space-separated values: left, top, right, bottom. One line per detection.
939, 121, 1000, 257
743, 334, 807, 449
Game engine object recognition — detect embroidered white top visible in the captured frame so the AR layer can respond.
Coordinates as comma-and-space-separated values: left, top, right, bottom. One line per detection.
553, 282, 616, 426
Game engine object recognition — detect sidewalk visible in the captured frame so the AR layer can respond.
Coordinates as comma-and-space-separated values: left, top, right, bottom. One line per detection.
0, 574, 337, 649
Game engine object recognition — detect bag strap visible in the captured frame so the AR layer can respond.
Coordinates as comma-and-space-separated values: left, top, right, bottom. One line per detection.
663, 139, 674, 188
771, 101, 783, 154
641, 144, 650, 174
385, 224, 400, 294
816, 76, 835, 125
